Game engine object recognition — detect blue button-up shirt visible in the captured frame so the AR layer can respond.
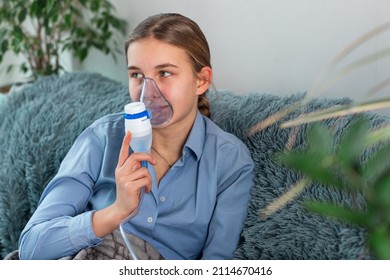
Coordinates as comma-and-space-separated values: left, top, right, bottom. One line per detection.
19, 111, 254, 260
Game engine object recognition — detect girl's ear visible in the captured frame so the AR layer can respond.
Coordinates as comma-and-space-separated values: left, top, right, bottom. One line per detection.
195, 66, 213, 96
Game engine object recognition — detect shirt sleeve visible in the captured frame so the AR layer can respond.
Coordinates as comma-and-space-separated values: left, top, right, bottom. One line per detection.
201, 141, 254, 260
18, 124, 105, 260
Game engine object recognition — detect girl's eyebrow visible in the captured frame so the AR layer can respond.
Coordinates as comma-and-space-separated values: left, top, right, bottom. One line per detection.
127, 65, 140, 70
127, 63, 179, 70
155, 63, 179, 69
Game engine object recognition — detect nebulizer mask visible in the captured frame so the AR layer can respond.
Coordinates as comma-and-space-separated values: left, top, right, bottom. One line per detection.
120, 78, 173, 259
139, 77, 173, 128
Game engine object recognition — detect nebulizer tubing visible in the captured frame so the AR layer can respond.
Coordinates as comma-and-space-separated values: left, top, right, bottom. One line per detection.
119, 188, 146, 260
119, 78, 173, 259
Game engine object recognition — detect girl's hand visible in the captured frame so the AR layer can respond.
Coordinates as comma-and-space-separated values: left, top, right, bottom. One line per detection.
114, 131, 155, 219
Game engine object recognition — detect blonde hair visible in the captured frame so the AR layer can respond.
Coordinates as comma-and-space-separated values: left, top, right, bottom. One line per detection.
125, 13, 212, 117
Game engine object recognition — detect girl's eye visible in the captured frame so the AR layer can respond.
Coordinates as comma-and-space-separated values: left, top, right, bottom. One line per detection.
130, 72, 144, 79
159, 71, 172, 77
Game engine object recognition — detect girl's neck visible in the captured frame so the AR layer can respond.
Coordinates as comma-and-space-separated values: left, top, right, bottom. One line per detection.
152, 122, 191, 155
152, 110, 197, 153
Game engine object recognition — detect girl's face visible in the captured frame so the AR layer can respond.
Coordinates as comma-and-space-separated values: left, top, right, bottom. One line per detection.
127, 37, 211, 128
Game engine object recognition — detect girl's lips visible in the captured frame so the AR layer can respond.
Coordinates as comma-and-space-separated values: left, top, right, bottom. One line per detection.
148, 105, 172, 126
148, 105, 170, 117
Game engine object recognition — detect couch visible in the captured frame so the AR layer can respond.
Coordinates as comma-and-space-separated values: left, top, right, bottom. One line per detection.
0, 72, 387, 259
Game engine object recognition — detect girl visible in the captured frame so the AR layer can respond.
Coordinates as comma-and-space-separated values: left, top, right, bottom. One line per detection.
19, 13, 254, 260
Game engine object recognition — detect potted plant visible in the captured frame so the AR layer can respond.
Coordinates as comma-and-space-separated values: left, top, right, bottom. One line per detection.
0, 0, 127, 82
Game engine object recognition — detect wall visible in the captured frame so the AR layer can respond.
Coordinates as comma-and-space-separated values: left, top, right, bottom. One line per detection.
2, 0, 390, 108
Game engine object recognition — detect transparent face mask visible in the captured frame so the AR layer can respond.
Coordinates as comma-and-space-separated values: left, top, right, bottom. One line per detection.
139, 78, 173, 128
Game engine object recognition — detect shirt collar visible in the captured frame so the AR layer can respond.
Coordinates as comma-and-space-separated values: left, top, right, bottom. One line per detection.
183, 111, 205, 161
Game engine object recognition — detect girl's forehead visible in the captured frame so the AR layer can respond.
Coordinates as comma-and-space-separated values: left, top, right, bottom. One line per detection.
127, 38, 190, 68
128, 38, 182, 55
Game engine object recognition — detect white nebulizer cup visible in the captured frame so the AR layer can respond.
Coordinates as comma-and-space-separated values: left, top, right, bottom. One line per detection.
121, 102, 152, 260
124, 102, 152, 156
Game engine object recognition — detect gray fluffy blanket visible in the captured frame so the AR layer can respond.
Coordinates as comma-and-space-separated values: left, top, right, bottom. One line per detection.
4, 229, 163, 260
0, 72, 388, 259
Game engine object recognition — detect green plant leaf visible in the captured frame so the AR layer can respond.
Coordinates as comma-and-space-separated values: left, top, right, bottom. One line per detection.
6, 64, 13, 74
20, 65, 28, 74
362, 143, 390, 185
90, 0, 101, 12
12, 25, 24, 41
20, 63, 28, 73
78, 48, 88, 61
370, 168, 390, 209
1, 39, 8, 53
338, 117, 369, 168
368, 229, 390, 260
79, 0, 88, 8
64, 14, 72, 28
279, 152, 345, 188
11, 38, 21, 53
333, 117, 368, 191
30, 0, 42, 18
303, 201, 368, 227
279, 123, 350, 188
17, 7, 27, 23
307, 123, 333, 155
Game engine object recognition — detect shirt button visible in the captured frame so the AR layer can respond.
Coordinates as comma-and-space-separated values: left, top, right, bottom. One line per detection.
160, 196, 166, 202
147, 217, 153, 223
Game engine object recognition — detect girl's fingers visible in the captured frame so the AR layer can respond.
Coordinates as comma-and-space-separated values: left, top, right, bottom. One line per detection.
117, 132, 132, 167
120, 152, 156, 174
117, 132, 156, 170
124, 176, 152, 194
117, 168, 153, 195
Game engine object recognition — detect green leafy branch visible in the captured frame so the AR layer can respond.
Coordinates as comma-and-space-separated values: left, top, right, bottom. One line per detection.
0, 0, 128, 78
